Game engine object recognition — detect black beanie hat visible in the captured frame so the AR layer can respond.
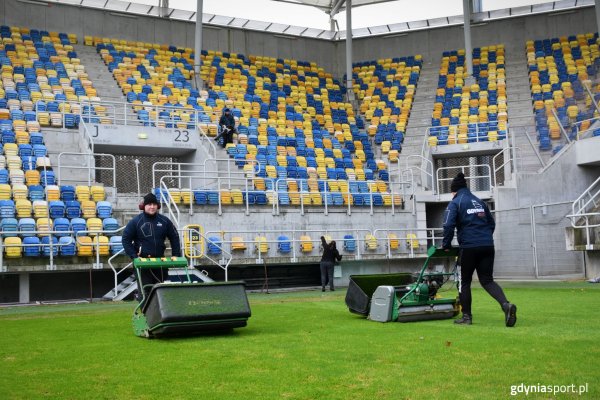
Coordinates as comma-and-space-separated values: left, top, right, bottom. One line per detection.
450, 172, 467, 192
143, 193, 159, 206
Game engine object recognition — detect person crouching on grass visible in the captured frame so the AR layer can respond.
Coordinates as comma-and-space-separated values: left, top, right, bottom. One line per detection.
442, 172, 517, 327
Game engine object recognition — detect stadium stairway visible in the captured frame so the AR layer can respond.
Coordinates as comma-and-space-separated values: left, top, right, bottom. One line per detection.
399, 61, 441, 187
74, 44, 126, 103
504, 55, 551, 173
73, 44, 140, 125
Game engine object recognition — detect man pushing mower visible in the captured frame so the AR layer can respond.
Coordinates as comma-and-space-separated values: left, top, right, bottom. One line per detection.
442, 172, 518, 327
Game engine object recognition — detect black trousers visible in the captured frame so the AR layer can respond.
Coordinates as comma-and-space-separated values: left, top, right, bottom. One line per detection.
137, 267, 168, 299
320, 261, 334, 289
457, 246, 508, 316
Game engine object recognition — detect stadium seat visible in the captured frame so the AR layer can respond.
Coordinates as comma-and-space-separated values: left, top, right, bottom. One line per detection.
277, 235, 291, 254
109, 236, 124, 255
231, 236, 247, 251
1, 217, 19, 237
23, 236, 41, 257
41, 236, 59, 257
254, 236, 269, 254
4, 236, 22, 258
300, 235, 313, 253
343, 234, 356, 252
59, 237, 76, 256
77, 236, 93, 256
365, 234, 377, 250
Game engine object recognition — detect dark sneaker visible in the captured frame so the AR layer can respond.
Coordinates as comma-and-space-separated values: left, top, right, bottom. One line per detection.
454, 315, 472, 325
503, 303, 517, 327
322, 287, 325, 292
330, 287, 335, 292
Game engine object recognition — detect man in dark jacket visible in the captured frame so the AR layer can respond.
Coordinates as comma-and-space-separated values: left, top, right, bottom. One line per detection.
214, 108, 236, 148
320, 236, 342, 292
122, 193, 182, 297
442, 172, 517, 327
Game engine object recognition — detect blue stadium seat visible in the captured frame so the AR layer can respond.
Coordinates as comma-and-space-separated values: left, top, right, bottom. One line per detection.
23, 236, 41, 257
53, 217, 71, 237
110, 236, 124, 254
18, 218, 36, 237
1, 217, 18, 237
277, 235, 291, 254
65, 201, 81, 218
49, 201, 66, 218
41, 236, 59, 257
206, 236, 222, 255
59, 237, 76, 256
96, 201, 112, 218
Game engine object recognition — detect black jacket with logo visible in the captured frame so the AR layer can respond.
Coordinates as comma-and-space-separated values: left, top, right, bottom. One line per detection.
122, 212, 182, 259
442, 187, 495, 249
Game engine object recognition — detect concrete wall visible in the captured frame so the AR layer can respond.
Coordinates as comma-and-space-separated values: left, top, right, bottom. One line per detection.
1, 0, 596, 77
515, 143, 600, 207
1, 0, 339, 73
347, 8, 597, 64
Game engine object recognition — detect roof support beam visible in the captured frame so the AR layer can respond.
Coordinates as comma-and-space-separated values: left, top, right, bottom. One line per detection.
463, 0, 473, 80
194, 0, 204, 88
345, 0, 354, 101
596, 0, 600, 40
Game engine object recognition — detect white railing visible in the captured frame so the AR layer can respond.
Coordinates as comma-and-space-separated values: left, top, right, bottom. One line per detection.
566, 176, 600, 249
105, 225, 234, 299
35, 99, 222, 130
0, 226, 124, 272
152, 159, 260, 189
436, 164, 493, 197
57, 152, 116, 187
426, 122, 510, 145
204, 227, 441, 263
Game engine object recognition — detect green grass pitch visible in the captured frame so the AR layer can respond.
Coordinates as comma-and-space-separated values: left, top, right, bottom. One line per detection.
0, 282, 598, 399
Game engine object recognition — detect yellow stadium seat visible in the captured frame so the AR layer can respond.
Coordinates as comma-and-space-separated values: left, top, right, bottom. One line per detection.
76, 185, 90, 201
77, 236, 94, 256
365, 234, 378, 250
254, 236, 269, 254
5, 237, 22, 258
90, 185, 106, 201
81, 200, 97, 218
300, 235, 313, 253
388, 233, 399, 250
231, 236, 247, 251
406, 233, 419, 249
93, 235, 110, 256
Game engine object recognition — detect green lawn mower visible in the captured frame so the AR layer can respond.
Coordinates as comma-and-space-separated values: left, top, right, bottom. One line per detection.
345, 246, 460, 323
132, 257, 251, 338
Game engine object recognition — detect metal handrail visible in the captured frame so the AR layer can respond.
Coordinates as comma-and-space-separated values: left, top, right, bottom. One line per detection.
436, 164, 493, 196
571, 176, 600, 221
491, 145, 518, 188
152, 159, 260, 189
205, 228, 374, 263
185, 227, 233, 281
35, 99, 223, 129
57, 152, 116, 187
404, 154, 434, 191
373, 228, 445, 258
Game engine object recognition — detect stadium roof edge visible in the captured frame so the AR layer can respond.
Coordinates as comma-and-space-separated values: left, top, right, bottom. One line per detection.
42, 0, 595, 41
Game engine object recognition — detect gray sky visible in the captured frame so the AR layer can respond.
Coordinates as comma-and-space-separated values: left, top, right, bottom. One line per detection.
133, 0, 553, 30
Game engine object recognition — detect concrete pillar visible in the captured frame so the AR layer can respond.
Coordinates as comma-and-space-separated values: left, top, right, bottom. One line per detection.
345, 0, 354, 101
596, 0, 600, 39
463, 0, 473, 80
194, 0, 204, 89
19, 272, 30, 304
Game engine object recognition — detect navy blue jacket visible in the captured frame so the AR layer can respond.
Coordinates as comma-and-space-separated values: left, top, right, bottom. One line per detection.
442, 187, 495, 249
219, 113, 235, 130
122, 212, 182, 259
